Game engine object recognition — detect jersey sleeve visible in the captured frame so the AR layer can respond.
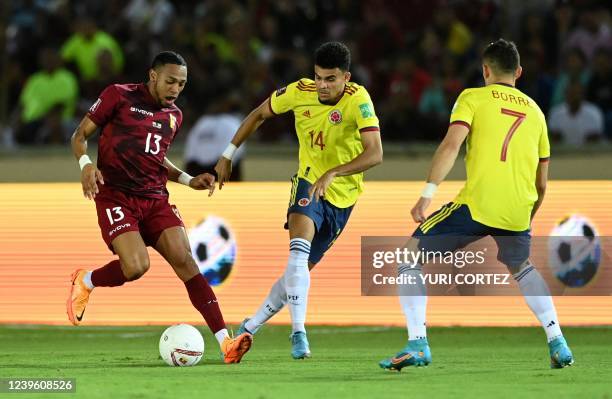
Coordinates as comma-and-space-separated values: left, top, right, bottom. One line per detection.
269, 81, 298, 115
449, 89, 475, 129
353, 91, 380, 132
87, 85, 121, 127
539, 115, 551, 161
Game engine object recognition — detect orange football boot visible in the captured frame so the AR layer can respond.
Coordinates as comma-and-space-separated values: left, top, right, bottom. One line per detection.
66, 269, 92, 326
221, 332, 253, 363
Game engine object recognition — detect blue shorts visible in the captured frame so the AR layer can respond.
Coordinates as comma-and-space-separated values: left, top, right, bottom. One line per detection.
285, 176, 353, 264
413, 202, 531, 269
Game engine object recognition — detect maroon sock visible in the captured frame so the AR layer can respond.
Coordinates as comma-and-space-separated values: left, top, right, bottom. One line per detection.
91, 260, 127, 287
184, 274, 226, 334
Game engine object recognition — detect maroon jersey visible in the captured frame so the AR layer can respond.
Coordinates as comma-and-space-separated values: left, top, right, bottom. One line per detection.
87, 83, 182, 198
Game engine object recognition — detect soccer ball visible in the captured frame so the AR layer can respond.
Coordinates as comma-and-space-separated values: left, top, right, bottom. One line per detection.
548, 214, 601, 288
188, 215, 237, 286
159, 324, 205, 367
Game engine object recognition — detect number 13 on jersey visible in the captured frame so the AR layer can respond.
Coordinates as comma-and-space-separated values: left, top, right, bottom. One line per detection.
145, 133, 162, 155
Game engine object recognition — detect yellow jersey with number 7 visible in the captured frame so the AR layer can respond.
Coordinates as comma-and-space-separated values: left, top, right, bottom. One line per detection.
269, 79, 380, 208
450, 83, 550, 231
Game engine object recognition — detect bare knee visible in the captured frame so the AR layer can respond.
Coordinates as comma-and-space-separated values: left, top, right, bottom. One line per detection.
172, 250, 198, 274
122, 253, 150, 281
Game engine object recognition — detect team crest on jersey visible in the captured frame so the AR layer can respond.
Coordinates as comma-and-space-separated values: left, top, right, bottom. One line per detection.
298, 198, 311, 207
276, 86, 287, 96
328, 109, 342, 125
169, 114, 177, 131
89, 98, 101, 113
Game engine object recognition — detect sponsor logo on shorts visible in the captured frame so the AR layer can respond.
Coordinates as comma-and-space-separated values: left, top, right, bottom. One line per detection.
329, 109, 342, 124
298, 198, 310, 207
130, 107, 154, 117
109, 223, 132, 236
171, 206, 182, 220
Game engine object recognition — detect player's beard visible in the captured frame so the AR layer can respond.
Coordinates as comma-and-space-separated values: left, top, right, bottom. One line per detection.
318, 85, 345, 105
318, 91, 342, 105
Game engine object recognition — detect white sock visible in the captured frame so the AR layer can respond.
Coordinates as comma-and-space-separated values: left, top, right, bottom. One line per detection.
514, 265, 563, 342
398, 263, 427, 340
215, 328, 229, 346
245, 276, 287, 334
83, 271, 95, 290
285, 238, 311, 334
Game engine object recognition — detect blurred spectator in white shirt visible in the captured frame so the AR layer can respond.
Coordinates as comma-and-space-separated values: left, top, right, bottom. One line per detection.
565, 5, 611, 62
184, 93, 245, 181
122, 0, 175, 36
548, 80, 605, 146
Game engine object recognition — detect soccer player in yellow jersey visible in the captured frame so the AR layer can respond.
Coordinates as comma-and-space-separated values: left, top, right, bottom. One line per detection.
215, 42, 383, 359
380, 39, 574, 371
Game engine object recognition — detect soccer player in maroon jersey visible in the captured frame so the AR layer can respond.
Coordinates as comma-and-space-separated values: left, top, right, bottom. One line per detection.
67, 51, 252, 363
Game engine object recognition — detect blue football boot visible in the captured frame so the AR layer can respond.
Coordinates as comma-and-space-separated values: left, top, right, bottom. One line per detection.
379, 338, 431, 371
548, 336, 574, 369
290, 331, 311, 359
237, 318, 255, 335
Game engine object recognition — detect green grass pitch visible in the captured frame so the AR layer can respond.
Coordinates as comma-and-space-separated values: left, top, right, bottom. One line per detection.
1, 325, 610, 399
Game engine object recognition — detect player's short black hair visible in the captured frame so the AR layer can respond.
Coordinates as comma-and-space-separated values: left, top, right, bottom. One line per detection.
314, 42, 351, 71
151, 51, 186, 69
482, 39, 520, 75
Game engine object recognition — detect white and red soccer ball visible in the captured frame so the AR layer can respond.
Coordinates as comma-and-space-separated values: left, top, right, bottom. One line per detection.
159, 324, 204, 367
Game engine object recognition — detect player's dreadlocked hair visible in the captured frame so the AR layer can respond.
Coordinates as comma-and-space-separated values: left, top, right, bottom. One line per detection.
151, 51, 187, 69
315, 42, 351, 71
483, 39, 520, 75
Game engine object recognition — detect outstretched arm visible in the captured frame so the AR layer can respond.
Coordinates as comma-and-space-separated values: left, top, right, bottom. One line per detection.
215, 98, 276, 189
71, 116, 104, 200
411, 123, 469, 223
308, 130, 383, 202
164, 157, 216, 197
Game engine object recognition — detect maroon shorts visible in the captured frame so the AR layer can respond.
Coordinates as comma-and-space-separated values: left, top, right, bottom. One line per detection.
94, 188, 184, 253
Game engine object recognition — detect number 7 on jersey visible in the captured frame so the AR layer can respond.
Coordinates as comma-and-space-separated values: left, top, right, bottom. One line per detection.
500, 108, 526, 162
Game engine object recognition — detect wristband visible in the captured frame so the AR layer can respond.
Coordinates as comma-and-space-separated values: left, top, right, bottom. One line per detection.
178, 172, 193, 186
222, 143, 238, 160
421, 182, 438, 198
78, 155, 92, 170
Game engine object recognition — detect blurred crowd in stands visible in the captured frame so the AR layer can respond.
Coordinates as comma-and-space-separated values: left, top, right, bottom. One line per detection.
3, 0, 611, 148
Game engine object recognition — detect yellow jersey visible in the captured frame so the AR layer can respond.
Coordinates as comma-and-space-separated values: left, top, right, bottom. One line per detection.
450, 83, 550, 231
269, 79, 380, 208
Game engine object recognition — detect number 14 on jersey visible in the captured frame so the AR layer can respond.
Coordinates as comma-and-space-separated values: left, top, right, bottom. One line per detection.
309, 130, 325, 150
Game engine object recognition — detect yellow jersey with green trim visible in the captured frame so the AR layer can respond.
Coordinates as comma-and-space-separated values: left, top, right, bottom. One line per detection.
450, 83, 550, 231
269, 79, 380, 208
